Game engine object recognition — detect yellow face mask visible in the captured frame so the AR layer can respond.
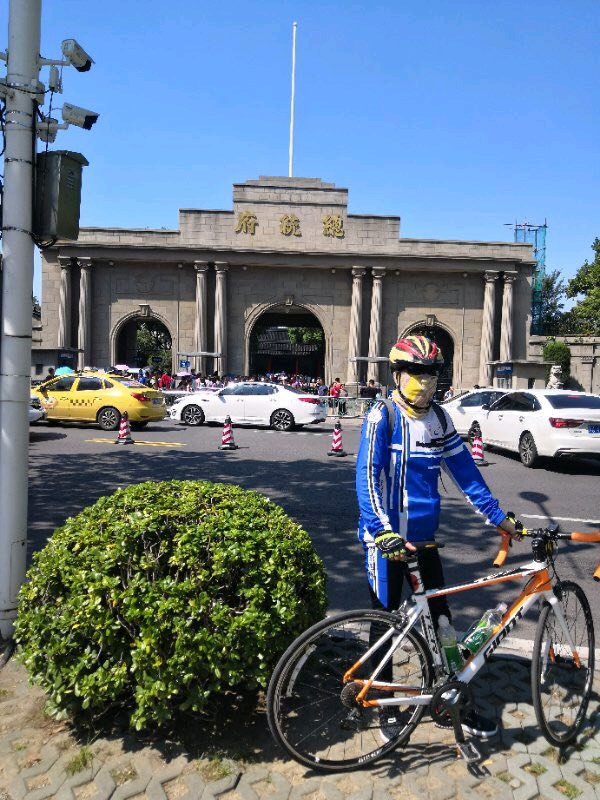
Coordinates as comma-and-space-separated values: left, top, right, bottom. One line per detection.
398, 372, 438, 408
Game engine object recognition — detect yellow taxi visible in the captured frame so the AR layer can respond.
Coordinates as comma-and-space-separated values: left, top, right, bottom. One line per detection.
32, 371, 166, 430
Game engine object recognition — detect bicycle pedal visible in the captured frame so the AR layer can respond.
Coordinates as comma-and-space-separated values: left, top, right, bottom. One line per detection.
456, 740, 481, 763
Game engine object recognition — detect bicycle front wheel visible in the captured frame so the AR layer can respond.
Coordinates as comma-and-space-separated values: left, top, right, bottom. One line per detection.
531, 581, 595, 747
266, 609, 433, 772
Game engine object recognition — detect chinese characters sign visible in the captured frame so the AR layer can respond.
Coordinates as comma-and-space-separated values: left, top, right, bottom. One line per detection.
280, 214, 301, 237
235, 212, 258, 235
235, 211, 345, 239
322, 215, 345, 238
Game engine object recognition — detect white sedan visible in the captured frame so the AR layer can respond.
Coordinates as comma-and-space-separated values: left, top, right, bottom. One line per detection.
441, 388, 506, 436
169, 382, 327, 431
29, 394, 46, 424
477, 389, 600, 467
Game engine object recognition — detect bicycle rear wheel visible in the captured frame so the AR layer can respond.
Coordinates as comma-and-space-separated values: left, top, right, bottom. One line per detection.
531, 581, 595, 746
266, 609, 433, 772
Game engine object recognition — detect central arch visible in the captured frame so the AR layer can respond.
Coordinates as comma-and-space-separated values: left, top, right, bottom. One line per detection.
403, 321, 455, 397
246, 304, 327, 379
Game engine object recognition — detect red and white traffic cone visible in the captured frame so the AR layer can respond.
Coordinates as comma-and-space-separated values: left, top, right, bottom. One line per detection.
115, 411, 134, 445
327, 419, 347, 457
470, 425, 487, 466
219, 415, 238, 450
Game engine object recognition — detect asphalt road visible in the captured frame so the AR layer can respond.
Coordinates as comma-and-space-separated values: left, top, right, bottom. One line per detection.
28, 416, 600, 641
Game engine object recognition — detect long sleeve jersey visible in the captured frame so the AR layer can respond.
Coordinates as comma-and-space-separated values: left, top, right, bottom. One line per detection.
356, 400, 506, 545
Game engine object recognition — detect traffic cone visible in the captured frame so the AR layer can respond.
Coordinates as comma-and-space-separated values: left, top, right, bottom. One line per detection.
328, 418, 347, 457
115, 411, 134, 445
469, 422, 487, 466
219, 415, 238, 450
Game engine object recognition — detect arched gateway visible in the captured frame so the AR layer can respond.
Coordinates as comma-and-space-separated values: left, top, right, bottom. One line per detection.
39, 176, 536, 391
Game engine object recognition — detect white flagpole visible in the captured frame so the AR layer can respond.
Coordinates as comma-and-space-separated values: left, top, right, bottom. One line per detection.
288, 21, 297, 177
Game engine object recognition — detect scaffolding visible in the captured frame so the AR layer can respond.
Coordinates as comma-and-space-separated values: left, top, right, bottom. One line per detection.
505, 220, 547, 334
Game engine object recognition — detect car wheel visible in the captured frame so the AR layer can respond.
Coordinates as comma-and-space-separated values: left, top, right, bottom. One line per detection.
271, 409, 295, 431
97, 406, 121, 431
181, 404, 205, 426
519, 432, 539, 468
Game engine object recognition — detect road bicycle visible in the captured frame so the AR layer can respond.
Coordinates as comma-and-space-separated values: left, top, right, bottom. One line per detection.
267, 525, 600, 772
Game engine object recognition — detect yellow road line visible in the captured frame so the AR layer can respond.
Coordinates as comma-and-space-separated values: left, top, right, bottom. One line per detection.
85, 439, 187, 448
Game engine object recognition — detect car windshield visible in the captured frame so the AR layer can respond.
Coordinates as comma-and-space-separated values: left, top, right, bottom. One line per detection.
546, 394, 600, 410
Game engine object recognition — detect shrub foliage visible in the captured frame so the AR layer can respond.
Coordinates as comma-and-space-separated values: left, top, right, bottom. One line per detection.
16, 480, 327, 729
542, 339, 571, 385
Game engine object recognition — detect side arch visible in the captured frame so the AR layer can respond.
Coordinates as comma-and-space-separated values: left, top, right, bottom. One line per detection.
110, 310, 175, 369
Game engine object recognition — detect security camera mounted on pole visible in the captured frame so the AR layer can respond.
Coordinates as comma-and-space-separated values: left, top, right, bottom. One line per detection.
0, 0, 97, 638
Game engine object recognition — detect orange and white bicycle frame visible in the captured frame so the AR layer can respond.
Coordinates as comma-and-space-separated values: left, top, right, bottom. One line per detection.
344, 532, 598, 710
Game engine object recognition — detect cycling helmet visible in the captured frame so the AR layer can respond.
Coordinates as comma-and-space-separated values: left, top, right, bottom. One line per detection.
388, 335, 444, 371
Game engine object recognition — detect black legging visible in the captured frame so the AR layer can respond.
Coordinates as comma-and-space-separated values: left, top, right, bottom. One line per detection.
368, 547, 451, 627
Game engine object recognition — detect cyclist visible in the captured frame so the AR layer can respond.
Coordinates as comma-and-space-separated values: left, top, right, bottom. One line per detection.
355, 334, 524, 740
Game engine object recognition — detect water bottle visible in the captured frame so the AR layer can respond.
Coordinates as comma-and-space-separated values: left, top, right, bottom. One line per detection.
461, 603, 508, 655
437, 615, 464, 673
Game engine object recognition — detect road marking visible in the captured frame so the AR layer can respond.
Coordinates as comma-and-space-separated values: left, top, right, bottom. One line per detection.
85, 439, 187, 448
523, 514, 600, 525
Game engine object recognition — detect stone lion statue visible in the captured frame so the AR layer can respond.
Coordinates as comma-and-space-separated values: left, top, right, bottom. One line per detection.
546, 364, 564, 390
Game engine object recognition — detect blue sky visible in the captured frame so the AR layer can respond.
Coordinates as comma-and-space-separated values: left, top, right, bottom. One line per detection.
2, 1, 598, 301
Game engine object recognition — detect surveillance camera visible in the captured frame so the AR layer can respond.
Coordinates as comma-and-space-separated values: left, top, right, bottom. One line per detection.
62, 102, 99, 130
37, 117, 58, 143
61, 39, 94, 72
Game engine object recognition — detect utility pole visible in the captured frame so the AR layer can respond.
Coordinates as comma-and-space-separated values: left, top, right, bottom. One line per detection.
0, 0, 42, 638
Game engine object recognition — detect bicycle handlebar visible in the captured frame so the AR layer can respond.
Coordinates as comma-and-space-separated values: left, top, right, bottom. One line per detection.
493, 527, 600, 575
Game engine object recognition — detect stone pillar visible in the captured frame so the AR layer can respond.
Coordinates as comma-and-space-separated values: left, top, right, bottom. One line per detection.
76, 258, 92, 369
499, 272, 517, 363
214, 262, 228, 377
57, 257, 72, 348
346, 267, 366, 384
478, 271, 498, 387
367, 268, 386, 382
193, 261, 210, 374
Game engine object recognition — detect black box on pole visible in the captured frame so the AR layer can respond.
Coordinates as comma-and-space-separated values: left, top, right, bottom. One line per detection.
34, 150, 89, 240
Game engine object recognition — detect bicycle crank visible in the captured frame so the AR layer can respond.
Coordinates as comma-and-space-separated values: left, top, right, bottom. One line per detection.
430, 681, 481, 763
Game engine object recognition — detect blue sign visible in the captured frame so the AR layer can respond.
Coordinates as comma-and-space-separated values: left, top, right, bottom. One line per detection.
496, 363, 513, 377
179, 359, 191, 369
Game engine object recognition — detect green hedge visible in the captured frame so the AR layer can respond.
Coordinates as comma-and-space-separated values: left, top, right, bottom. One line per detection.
16, 480, 327, 729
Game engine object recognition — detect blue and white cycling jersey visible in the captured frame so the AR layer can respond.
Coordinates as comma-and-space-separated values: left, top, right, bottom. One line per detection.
356, 400, 507, 606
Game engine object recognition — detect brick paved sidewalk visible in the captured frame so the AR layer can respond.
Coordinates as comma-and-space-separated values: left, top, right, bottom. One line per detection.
0, 649, 598, 800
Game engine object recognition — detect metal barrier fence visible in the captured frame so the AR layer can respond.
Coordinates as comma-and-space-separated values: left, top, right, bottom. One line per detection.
323, 395, 383, 418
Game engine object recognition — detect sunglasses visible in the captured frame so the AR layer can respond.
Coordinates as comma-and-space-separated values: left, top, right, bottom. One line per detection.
393, 364, 441, 377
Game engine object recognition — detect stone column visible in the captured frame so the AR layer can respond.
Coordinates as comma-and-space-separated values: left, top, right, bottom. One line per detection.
214, 262, 228, 376
499, 272, 517, 363
76, 258, 92, 369
193, 261, 210, 374
367, 268, 386, 382
346, 267, 366, 384
478, 271, 498, 387
57, 256, 72, 348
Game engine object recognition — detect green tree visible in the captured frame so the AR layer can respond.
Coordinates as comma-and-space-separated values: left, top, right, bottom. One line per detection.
287, 327, 324, 345
539, 270, 567, 335
135, 321, 172, 371
542, 339, 571, 385
565, 238, 600, 335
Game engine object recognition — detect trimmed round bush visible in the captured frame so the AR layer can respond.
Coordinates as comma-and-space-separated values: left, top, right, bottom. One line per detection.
16, 480, 327, 729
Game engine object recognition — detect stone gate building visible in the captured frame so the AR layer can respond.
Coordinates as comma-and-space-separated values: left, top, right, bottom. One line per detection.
39, 176, 536, 390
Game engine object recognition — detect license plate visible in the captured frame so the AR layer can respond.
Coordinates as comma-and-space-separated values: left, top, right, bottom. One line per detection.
152, 398, 162, 405
589, 424, 600, 434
